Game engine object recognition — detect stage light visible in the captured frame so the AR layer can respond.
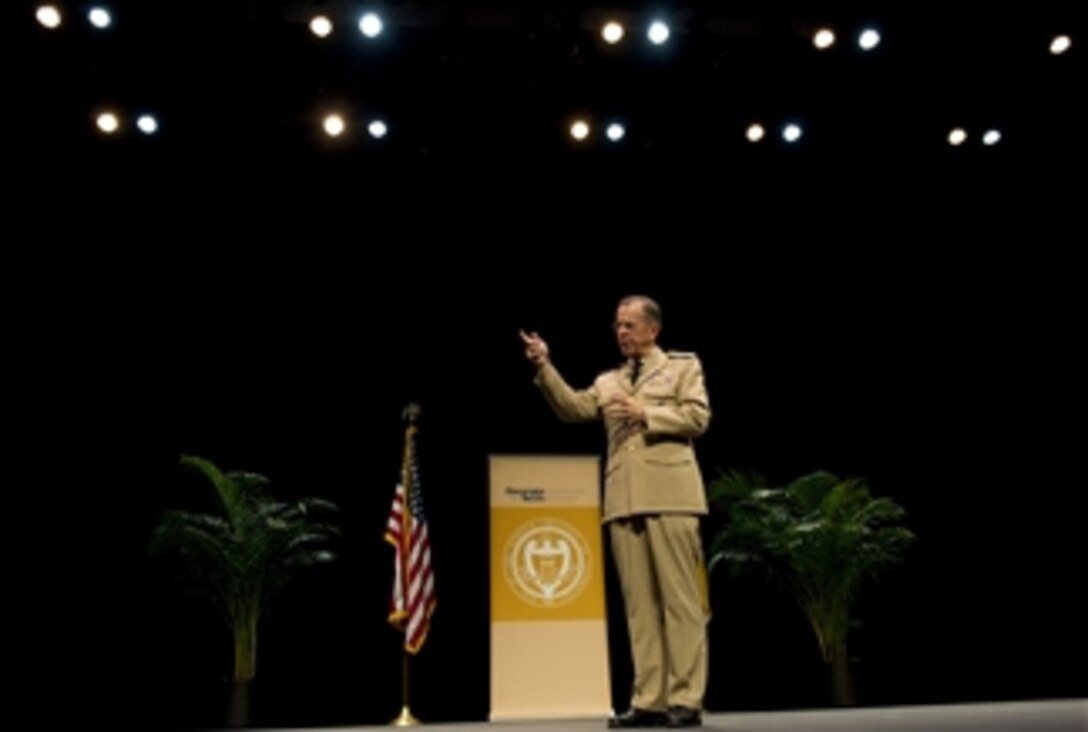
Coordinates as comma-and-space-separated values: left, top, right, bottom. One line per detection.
36, 5, 62, 29
96, 112, 120, 134
648, 21, 670, 45
359, 12, 383, 38
368, 119, 388, 138
1050, 35, 1071, 55
88, 7, 112, 29
814, 29, 836, 50
310, 15, 333, 38
324, 114, 346, 138
859, 28, 881, 51
602, 22, 624, 45
137, 115, 159, 135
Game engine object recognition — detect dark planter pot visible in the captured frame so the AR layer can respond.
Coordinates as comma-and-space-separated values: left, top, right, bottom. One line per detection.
226, 679, 255, 727
828, 656, 862, 706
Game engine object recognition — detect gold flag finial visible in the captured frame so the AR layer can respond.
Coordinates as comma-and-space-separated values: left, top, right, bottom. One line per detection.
402, 403, 422, 423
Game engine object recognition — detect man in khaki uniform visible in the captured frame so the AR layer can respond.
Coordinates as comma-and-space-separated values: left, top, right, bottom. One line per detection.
520, 295, 710, 729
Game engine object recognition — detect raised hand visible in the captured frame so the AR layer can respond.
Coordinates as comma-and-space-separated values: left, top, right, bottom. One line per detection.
519, 329, 550, 366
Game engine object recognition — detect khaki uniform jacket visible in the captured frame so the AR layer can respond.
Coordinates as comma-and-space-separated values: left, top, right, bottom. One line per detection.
535, 345, 711, 523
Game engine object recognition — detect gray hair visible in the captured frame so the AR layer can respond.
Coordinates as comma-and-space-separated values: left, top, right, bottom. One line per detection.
618, 295, 662, 327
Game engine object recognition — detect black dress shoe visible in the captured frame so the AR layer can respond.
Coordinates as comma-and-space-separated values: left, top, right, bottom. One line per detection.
666, 706, 702, 728
608, 708, 668, 728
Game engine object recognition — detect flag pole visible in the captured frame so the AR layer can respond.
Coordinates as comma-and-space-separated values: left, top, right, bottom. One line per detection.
392, 403, 422, 727
392, 652, 419, 727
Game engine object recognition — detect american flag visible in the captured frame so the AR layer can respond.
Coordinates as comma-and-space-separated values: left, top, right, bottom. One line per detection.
384, 428, 436, 653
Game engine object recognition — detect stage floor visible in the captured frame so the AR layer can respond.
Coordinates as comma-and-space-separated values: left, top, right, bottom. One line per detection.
219, 699, 1085, 732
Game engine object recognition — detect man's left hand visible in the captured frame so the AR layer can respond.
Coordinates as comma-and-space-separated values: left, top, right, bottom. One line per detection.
605, 392, 646, 424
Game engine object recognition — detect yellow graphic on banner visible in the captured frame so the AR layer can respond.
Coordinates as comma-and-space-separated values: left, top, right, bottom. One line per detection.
491, 506, 605, 621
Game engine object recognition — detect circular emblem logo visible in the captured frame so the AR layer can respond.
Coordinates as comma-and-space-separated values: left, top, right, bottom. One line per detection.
504, 518, 591, 608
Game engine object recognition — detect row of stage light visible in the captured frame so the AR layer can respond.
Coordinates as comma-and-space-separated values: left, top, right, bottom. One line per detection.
37, 4, 1069, 150
34, 4, 1075, 56
310, 14, 884, 51
86, 108, 1007, 149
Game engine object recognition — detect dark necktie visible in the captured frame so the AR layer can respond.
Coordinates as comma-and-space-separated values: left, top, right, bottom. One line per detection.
630, 359, 641, 386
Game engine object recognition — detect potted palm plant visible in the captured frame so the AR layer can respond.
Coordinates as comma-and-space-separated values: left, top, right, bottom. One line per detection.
149, 454, 340, 725
707, 469, 915, 705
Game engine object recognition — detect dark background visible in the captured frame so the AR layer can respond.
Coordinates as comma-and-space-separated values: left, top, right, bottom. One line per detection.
12, 1, 1083, 729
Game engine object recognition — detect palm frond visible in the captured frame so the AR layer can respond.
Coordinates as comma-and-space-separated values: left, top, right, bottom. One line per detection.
708, 469, 915, 661
707, 467, 769, 511
149, 455, 341, 681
